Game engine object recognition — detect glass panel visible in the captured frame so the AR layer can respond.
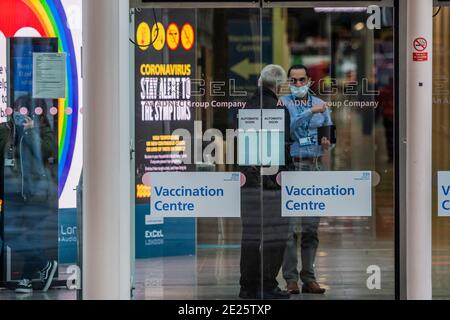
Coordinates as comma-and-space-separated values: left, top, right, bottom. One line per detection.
0, 0, 83, 300
132, 6, 263, 300
132, 3, 396, 301
432, 5, 450, 299
261, 5, 396, 299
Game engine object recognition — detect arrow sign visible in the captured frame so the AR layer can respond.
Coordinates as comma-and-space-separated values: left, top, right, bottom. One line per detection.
230, 58, 265, 80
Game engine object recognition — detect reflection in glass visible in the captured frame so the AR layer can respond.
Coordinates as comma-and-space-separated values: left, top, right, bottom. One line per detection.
133, 6, 396, 300
263, 7, 395, 299
2, 94, 58, 292
433, 6, 450, 299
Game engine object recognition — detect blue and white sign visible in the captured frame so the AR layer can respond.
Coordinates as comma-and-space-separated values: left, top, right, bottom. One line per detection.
238, 109, 285, 166
150, 172, 241, 217
438, 171, 450, 216
281, 171, 372, 217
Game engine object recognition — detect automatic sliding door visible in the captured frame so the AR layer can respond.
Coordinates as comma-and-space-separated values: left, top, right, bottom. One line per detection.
132, 4, 263, 300
131, 1, 396, 300
261, 2, 396, 299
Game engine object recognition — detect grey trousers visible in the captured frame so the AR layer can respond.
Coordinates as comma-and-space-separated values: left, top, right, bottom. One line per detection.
282, 159, 321, 284
282, 217, 320, 284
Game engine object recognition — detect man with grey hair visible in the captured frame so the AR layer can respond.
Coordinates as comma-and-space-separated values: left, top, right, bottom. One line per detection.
258, 64, 287, 90
239, 64, 292, 300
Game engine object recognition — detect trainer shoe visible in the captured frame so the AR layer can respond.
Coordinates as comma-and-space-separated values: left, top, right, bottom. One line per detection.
15, 279, 33, 294
39, 260, 58, 292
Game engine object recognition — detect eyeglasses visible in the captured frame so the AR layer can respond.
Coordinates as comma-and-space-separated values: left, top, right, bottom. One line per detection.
290, 77, 307, 84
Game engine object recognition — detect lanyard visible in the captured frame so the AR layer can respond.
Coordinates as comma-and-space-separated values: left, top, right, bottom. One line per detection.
296, 95, 312, 134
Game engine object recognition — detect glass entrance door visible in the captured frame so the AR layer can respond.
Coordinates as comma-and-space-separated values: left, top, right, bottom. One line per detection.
131, 1, 396, 300
261, 1, 396, 299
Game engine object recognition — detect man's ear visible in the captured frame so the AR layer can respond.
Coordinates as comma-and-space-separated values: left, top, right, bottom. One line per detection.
277, 85, 283, 96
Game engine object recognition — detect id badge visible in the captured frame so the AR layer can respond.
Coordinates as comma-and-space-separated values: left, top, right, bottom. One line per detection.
4, 158, 15, 167
299, 136, 313, 147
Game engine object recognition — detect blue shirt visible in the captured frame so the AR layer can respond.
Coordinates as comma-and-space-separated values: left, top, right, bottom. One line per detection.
280, 94, 333, 158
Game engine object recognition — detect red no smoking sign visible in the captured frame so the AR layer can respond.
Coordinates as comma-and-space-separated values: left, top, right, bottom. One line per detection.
413, 37, 428, 61
413, 37, 427, 51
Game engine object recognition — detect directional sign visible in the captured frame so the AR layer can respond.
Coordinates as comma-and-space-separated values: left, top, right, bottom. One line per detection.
231, 58, 265, 80
227, 19, 272, 91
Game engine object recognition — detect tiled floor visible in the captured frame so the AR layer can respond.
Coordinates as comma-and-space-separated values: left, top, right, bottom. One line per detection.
1, 244, 449, 300
133, 232, 396, 300
0, 288, 76, 300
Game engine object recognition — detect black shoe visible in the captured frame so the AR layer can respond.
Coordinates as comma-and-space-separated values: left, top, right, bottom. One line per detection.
15, 279, 33, 294
239, 288, 257, 299
260, 287, 290, 300
39, 260, 58, 292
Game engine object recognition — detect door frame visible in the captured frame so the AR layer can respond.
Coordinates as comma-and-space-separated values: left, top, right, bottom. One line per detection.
130, 0, 403, 300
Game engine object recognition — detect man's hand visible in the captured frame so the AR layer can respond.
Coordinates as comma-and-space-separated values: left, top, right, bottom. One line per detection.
321, 137, 331, 151
311, 102, 327, 114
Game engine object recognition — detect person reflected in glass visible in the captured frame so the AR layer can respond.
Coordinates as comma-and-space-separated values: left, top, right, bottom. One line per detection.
8, 95, 58, 295
280, 64, 333, 294
239, 64, 292, 300
0, 117, 11, 262
13, 98, 56, 201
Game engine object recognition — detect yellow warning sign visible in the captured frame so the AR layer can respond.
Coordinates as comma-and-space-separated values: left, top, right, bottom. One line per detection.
181, 23, 194, 51
152, 22, 165, 51
166, 23, 180, 50
136, 22, 151, 51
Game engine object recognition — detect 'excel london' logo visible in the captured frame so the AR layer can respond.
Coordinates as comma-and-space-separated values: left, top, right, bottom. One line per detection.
145, 230, 164, 238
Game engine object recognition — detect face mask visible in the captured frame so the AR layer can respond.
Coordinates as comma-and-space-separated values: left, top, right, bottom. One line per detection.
290, 84, 309, 98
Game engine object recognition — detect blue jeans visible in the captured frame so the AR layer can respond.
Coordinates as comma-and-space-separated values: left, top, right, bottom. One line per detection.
282, 160, 321, 284
20, 130, 47, 198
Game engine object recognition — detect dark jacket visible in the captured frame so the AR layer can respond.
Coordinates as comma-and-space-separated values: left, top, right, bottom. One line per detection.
242, 86, 292, 188
247, 86, 292, 164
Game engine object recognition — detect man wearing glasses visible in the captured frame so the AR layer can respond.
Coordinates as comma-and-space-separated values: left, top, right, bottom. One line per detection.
280, 64, 333, 295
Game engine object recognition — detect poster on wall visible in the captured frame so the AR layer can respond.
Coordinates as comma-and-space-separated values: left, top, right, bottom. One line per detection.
32, 52, 67, 99
134, 9, 196, 258
0, 0, 82, 210
0, 0, 83, 278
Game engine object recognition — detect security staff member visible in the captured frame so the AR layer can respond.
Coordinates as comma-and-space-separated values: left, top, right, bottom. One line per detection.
280, 64, 333, 294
